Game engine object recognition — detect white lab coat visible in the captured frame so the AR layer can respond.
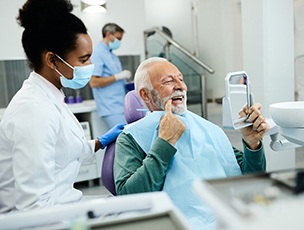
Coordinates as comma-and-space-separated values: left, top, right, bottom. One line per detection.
0, 72, 95, 213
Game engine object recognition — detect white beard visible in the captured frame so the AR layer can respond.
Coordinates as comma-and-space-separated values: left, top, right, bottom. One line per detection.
150, 90, 187, 115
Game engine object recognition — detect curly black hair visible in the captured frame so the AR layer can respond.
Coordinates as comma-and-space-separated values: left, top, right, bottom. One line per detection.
16, 0, 87, 70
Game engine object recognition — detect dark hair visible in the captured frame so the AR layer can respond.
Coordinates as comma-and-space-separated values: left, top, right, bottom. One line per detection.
102, 23, 124, 38
16, 0, 88, 70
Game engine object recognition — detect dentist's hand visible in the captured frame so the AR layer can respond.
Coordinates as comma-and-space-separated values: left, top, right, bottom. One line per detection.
98, 123, 125, 149
159, 99, 186, 145
238, 103, 269, 150
114, 70, 132, 81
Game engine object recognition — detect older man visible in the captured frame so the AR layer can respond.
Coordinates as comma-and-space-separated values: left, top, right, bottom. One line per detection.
114, 57, 269, 229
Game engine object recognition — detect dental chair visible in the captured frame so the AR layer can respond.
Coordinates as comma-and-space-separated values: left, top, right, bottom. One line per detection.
101, 90, 147, 195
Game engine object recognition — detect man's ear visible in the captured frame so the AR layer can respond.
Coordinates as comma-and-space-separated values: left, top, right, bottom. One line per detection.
105, 31, 112, 40
139, 88, 151, 104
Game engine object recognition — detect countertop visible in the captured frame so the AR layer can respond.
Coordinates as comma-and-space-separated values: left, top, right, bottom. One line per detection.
0, 100, 97, 120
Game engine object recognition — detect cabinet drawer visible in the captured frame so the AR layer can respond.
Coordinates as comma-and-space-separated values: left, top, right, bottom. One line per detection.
76, 164, 98, 182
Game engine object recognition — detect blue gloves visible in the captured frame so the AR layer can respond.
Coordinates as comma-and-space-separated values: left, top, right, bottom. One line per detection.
98, 123, 125, 149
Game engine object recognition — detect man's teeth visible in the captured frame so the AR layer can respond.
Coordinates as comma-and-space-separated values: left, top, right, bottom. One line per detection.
171, 96, 184, 101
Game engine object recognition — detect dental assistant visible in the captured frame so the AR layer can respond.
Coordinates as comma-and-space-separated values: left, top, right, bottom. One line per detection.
89, 23, 131, 129
0, 0, 123, 213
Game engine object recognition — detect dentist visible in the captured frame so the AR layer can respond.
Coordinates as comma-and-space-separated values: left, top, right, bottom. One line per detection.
0, 0, 123, 213
89, 23, 131, 129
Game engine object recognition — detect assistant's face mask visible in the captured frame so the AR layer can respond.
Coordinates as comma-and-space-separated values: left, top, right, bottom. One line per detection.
55, 54, 94, 89
109, 37, 121, 50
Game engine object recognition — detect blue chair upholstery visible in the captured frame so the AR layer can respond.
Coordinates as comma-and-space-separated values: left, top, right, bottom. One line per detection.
101, 90, 147, 195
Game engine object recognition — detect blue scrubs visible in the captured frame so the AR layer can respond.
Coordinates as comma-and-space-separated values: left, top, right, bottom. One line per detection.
91, 41, 127, 128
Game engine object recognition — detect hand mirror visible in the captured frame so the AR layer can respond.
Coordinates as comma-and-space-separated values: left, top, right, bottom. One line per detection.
222, 71, 254, 130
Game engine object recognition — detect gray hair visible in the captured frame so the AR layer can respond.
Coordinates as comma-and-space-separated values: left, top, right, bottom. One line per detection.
102, 23, 124, 37
134, 57, 168, 95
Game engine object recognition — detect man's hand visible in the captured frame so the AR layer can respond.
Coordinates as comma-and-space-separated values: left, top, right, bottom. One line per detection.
239, 103, 269, 150
158, 99, 186, 145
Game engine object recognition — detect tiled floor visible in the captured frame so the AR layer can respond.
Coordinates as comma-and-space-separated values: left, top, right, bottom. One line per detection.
77, 102, 304, 195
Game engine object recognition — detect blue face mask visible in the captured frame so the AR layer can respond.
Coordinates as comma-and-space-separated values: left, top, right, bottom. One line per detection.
109, 38, 121, 50
55, 54, 94, 89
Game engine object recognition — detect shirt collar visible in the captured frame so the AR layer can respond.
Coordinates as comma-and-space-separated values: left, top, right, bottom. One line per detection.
101, 40, 112, 52
33, 71, 65, 104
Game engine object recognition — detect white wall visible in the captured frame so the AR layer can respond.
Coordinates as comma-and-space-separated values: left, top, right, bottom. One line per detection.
198, 0, 243, 99
144, 0, 193, 51
0, 0, 146, 60
0, 0, 26, 60
66, 0, 147, 58
242, 0, 295, 171
80, 0, 146, 58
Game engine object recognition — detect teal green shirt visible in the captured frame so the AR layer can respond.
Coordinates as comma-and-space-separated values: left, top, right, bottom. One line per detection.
114, 133, 266, 195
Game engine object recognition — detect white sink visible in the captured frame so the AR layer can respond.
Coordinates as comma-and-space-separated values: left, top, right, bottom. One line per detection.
269, 101, 304, 128
269, 101, 304, 147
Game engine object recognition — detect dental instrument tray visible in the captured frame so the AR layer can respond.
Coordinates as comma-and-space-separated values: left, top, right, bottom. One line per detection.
193, 169, 304, 217
193, 169, 304, 230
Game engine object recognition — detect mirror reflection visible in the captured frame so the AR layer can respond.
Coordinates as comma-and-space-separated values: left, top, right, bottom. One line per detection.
229, 73, 247, 85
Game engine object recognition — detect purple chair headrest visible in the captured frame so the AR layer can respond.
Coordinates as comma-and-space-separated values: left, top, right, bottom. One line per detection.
101, 141, 116, 195
124, 90, 147, 124
101, 90, 147, 196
